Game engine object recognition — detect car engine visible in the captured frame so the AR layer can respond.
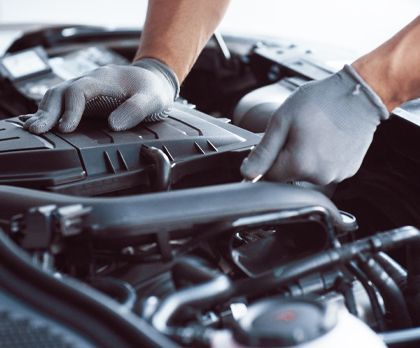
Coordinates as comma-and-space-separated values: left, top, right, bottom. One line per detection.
0, 25, 419, 347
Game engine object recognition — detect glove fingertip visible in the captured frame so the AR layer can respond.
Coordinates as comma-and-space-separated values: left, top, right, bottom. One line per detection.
108, 123, 126, 132
108, 115, 119, 131
23, 119, 35, 130
22, 113, 41, 130
240, 156, 265, 180
28, 121, 49, 134
57, 114, 79, 132
108, 115, 128, 132
58, 121, 77, 133
108, 105, 143, 131
241, 144, 275, 178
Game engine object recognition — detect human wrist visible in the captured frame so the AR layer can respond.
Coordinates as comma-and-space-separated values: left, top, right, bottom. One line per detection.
352, 16, 420, 111
352, 54, 404, 112
134, 47, 189, 84
342, 64, 389, 121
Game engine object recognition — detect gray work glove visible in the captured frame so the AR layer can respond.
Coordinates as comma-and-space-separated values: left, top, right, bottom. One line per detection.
23, 58, 179, 133
241, 64, 389, 185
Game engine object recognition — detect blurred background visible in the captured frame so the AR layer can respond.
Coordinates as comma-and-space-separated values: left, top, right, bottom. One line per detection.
0, 0, 418, 56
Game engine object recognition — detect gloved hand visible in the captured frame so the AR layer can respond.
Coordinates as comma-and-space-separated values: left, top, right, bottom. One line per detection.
241, 64, 389, 185
23, 58, 179, 134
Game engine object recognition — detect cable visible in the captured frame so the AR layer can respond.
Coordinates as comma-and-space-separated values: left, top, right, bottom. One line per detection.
405, 239, 420, 325
233, 226, 419, 298
151, 257, 233, 336
171, 256, 219, 289
357, 254, 411, 329
374, 252, 407, 289
88, 277, 137, 311
347, 261, 386, 331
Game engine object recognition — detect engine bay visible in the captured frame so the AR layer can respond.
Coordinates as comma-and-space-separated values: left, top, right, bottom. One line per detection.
0, 25, 420, 347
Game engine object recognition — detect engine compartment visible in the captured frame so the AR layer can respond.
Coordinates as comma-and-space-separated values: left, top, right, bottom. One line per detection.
0, 103, 259, 195
0, 25, 420, 347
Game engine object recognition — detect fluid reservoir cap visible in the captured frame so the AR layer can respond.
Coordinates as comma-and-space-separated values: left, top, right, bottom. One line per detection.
233, 298, 338, 347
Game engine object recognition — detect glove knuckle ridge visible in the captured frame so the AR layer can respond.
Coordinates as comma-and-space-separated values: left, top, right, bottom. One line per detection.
289, 155, 315, 180
65, 84, 82, 98
80, 76, 97, 86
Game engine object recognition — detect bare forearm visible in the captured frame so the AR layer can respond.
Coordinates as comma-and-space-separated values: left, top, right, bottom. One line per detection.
134, 0, 230, 82
353, 15, 420, 111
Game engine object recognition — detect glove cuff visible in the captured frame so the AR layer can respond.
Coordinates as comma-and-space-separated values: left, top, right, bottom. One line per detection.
132, 58, 180, 100
343, 64, 389, 121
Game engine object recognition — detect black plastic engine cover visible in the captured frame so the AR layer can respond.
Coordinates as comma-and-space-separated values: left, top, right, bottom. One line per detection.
0, 104, 260, 196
